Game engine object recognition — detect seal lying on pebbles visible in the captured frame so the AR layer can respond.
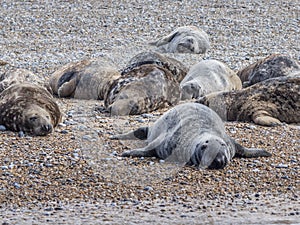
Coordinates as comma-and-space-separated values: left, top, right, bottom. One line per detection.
0, 68, 50, 93
105, 64, 181, 116
121, 51, 188, 82
237, 54, 300, 87
0, 83, 62, 136
49, 58, 120, 100
112, 103, 271, 169
197, 74, 300, 126
180, 59, 242, 100
149, 26, 210, 54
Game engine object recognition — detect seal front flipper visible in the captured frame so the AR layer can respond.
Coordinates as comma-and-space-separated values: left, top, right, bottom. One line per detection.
122, 148, 157, 158
252, 111, 282, 126
58, 78, 77, 98
234, 142, 272, 158
110, 127, 149, 140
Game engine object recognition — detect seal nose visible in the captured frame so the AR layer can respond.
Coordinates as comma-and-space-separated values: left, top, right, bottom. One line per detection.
42, 124, 53, 133
208, 152, 227, 169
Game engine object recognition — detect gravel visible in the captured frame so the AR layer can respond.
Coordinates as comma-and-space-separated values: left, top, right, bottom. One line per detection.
0, 0, 299, 224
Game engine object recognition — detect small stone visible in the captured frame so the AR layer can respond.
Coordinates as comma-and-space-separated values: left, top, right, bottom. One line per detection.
18, 131, 25, 137
276, 163, 288, 168
0, 125, 6, 131
144, 186, 153, 191
141, 113, 154, 118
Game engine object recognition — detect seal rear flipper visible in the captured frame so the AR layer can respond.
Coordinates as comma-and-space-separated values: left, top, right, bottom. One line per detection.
252, 111, 282, 126
234, 142, 272, 158
110, 127, 149, 140
122, 148, 157, 158
149, 31, 179, 46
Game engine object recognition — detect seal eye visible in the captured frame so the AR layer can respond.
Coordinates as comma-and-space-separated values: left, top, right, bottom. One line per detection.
29, 116, 38, 122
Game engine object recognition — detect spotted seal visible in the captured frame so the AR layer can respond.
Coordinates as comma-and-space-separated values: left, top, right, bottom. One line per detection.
198, 73, 300, 126
0, 83, 62, 136
180, 59, 242, 100
111, 103, 271, 169
105, 64, 181, 116
121, 51, 188, 82
237, 54, 300, 87
49, 58, 120, 100
149, 26, 210, 54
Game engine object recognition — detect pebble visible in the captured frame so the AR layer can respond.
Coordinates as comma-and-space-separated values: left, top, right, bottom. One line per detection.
0, 125, 6, 131
275, 164, 289, 169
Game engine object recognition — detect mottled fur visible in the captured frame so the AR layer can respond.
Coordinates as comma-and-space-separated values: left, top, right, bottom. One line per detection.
0, 68, 50, 93
121, 51, 188, 82
149, 26, 210, 54
237, 54, 300, 87
0, 83, 62, 135
112, 103, 271, 169
105, 64, 181, 116
49, 58, 120, 100
198, 74, 300, 126
180, 59, 242, 100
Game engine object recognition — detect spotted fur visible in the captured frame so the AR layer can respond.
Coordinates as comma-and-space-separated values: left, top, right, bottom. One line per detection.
237, 54, 300, 87
105, 64, 181, 116
0, 83, 61, 136
198, 74, 300, 126
121, 51, 188, 82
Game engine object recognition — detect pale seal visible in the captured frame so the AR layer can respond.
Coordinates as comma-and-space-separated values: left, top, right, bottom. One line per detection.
105, 64, 181, 116
237, 54, 300, 87
0, 83, 62, 136
0, 68, 50, 93
121, 51, 188, 82
180, 59, 242, 100
49, 58, 120, 100
197, 73, 300, 126
111, 103, 271, 169
149, 26, 210, 54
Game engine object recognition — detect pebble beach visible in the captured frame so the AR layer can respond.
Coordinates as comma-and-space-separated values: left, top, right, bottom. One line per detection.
0, 0, 299, 224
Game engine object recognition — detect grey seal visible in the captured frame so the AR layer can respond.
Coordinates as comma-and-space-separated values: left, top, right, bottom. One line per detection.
0, 68, 50, 93
49, 58, 120, 100
0, 83, 62, 136
198, 73, 300, 126
237, 54, 300, 87
112, 103, 271, 169
105, 64, 180, 116
180, 59, 242, 100
149, 26, 210, 54
121, 51, 188, 82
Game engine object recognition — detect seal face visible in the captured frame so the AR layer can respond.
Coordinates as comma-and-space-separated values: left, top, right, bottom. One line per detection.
149, 26, 210, 54
111, 103, 271, 169
237, 54, 300, 87
198, 73, 300, 126
180, 59, 242, 100
105, 64, 181, 116
49, 58, 120, 100
121, 51, 188, 83
0, 83, 62, 136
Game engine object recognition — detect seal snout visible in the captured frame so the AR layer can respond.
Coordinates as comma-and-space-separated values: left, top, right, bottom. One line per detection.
42, 124, 53, 133
208, 152, 228, 169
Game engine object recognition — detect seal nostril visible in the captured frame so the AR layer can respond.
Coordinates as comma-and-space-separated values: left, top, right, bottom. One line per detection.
208, 153, 227, 169
42, 124, 53, 132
